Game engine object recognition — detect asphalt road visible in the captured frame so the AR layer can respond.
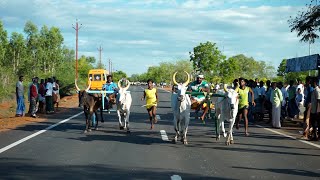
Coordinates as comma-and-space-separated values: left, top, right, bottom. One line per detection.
0, 86, 319, 180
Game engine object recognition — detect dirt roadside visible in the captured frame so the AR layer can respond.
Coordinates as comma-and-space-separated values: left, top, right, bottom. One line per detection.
0, 94, 79, 132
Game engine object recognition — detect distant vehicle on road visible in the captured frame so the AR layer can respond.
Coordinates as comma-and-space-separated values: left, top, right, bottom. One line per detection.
87, 69, 109, 90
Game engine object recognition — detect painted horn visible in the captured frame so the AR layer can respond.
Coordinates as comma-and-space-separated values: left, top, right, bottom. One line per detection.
224, 84, 228, 92
118, 80, 122, 90
182, 71, 190, 87
172, 72, 178, 85
123, 80, 130, 91
75, 79, 80, 92
85, 79, 92, 92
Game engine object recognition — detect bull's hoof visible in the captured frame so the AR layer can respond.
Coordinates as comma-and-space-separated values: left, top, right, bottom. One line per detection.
120, 126, 124, 130
127, 130, 131, 134
172, 139, 177, 144
216, 136, 220, 141
88, 129, 92, 132
84, 130, 88, 133
226, 141, 230, 146
230, 140, 234, 144
183, 141, 188, 145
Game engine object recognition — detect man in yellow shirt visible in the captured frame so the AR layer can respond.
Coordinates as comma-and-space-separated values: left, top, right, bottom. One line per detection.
236, 78, 256, 136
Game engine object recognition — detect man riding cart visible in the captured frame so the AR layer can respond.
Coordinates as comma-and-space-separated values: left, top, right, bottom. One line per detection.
187, 74, 212, 122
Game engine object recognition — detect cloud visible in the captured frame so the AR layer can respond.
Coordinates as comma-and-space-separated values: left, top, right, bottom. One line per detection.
0, 0, 316, 76
114, 40, 160, 45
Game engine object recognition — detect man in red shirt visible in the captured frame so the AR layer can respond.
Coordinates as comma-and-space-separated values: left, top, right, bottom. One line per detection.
30, 78, 39, 118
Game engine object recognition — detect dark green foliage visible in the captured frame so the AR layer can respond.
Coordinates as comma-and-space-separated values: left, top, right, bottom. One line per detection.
0, 20, 97, 101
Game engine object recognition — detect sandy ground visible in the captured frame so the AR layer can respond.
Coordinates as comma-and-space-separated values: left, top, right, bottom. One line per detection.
0, 94, 79, 132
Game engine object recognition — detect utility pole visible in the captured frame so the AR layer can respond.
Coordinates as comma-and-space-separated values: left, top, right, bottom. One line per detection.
72, 19, 82, 79
108, 59, 111, 74
110, 61, 113, 75
97, 45, 103, 68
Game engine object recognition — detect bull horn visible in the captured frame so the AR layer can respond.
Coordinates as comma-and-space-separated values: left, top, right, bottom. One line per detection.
118, 80, 122, 90
85, 79, 92, 92
182, 71, 190, 87
224, 84, 228, 92
123, 80, 130, 91
172, 72, 178, 85
75, 79, 80, 92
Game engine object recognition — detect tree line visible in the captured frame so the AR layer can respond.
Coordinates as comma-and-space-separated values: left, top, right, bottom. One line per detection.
132, 41, 277, 85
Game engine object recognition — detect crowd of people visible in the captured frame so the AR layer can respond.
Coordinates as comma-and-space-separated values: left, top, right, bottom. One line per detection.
15, 76, 60, 118
187, 75, 320, 141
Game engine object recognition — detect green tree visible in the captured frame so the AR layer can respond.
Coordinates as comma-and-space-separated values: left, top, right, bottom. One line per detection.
47, 26, 64, 75
78, 55, 94, 79
277, 59, 287, 77
129, 74, 140, 82
7, 32, 26, 73
288, 0, 320, 43
189, 41, 225, 75
112, 70, 127, 82
23, 21, 39, 76
86, 56, 96, 64
0, 20, 8, 66
219, 57, 241, 83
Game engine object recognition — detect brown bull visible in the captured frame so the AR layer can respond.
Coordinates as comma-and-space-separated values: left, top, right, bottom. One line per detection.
75, 79, 104, 133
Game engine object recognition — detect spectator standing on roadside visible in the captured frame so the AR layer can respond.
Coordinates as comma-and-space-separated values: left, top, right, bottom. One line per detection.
53, 79, 60, 110
38, 79, 46, 113
302, 76, 314, 139
271, 82, 283, 129
29, 78, 39, 118
309, 77, 320, 141
45, 78, 55, 114
16, 76, 25, 117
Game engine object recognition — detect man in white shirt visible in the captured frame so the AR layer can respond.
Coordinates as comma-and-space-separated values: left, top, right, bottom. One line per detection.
45, 78, 55, 113
279, 82, 288, 121
296, 79, 304, 95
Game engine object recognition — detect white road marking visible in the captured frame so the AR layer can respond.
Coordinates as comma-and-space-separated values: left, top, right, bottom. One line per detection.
255, 124, 320, 149
156, 115, 161, 120
0, 112, 84, 154
160, 130, 170, 141
171, 175, 182, 180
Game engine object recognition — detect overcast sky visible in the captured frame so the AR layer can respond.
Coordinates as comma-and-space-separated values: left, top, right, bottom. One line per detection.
0, 0, 318, 76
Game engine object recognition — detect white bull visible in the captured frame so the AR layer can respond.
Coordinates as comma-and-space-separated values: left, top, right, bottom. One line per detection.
116, 79, 132, 133
171, 71, 191, 145
213, 85, 239, 145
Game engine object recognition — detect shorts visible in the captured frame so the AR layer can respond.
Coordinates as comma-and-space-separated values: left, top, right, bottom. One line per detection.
239, 105, 249, 111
